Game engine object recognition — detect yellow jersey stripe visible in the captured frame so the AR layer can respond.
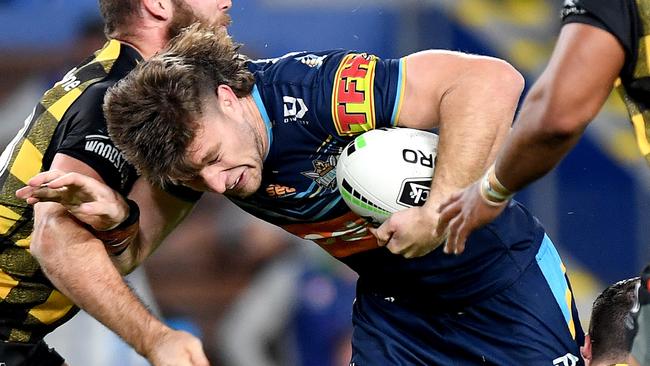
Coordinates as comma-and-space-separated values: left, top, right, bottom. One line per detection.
48, 88, 82, 121
0, 270, 19, 300
28, 290, 75, 325
631, 113, 650, 156
10, 139, 42, 184
95, 40, 122, 69
15, 236, 31, 249
0, 205, 21, 235
565, 288, 576, 339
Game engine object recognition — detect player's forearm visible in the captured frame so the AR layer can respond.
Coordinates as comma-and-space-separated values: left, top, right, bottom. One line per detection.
31, 204, 169, 357
431, 59, 523, 201
493, 116, 583, 193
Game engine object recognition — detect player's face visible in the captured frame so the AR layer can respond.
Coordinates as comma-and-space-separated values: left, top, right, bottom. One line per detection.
168, 0, 232, 38
182, 101, 265, 198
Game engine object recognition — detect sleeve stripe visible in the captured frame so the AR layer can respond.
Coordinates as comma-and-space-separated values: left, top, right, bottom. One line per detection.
390, 58, 407, 126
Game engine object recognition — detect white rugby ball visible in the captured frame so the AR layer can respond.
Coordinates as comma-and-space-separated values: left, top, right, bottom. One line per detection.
336, 127, 438, 225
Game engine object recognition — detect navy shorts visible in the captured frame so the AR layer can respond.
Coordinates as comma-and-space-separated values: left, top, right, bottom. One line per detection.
350, 235, 584, 366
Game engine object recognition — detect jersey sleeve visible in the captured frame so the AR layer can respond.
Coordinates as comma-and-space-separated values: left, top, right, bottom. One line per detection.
320, 52, 406, 138
561, 0, 637, 59
51, 85, 138, 194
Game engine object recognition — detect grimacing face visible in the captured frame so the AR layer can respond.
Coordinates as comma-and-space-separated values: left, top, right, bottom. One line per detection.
180, 99, 266, 198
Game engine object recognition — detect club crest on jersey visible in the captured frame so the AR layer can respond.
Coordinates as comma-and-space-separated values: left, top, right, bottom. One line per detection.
301, 155, 337, 189
331, 53, 377, 136
397, 178, 431, 207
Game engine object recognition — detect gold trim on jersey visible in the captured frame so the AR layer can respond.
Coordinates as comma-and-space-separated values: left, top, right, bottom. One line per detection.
0, 39, 124, 342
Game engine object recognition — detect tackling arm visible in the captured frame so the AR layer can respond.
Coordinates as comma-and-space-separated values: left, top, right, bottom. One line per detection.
436, 23, 625, 254
21, 154, 206, 365
494, 23, 624, 192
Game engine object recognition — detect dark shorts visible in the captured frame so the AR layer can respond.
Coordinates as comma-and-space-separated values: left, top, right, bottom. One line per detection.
350, 235, 584, 366
0, 340, 64, 366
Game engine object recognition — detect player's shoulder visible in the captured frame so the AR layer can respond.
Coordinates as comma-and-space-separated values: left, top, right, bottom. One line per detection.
247, 50, 353, 82
59, 41, 141, 123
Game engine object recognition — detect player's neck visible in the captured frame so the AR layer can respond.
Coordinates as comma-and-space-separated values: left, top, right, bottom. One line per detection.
115, 26, 169, 60
241, 95, 270, 157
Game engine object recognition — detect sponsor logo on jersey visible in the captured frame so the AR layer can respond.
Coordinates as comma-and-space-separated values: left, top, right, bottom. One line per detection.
552, 353, 579, 366
301, 155, 337, 189
331, 53, 377, 136
397, 178, 431, 207
84, 134, 131, 187
561, 0, 585, 18
295, 54, 327, 68
283, 96, 309, 123
265, 184, 297, 197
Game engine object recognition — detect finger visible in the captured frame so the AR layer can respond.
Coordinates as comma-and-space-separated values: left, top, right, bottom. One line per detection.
15, 186, 39, 200
26, 186, 70, 203
436, 202, 461, 236
43, 172, 88, 190
444, 217, 462, 254
26, 170, 67, 187
25, 197, 40, 205
454, 234, 467, 255
371, 223, 393, 247
437, 190, 462, 213
386, 239, 403, 255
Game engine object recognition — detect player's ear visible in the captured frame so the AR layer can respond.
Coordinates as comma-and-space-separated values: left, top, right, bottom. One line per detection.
580, 334, 592, 364
142, 0, 173, 21
216, 85, 240, 113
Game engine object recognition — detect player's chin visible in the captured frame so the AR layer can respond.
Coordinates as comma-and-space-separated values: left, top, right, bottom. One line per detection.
226, 178, 260, 198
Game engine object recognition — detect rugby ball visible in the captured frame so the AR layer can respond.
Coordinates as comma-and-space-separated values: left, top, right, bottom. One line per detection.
336, 127, 438, 224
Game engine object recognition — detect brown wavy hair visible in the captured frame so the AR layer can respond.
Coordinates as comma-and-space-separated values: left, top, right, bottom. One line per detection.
104, 23, 255, 187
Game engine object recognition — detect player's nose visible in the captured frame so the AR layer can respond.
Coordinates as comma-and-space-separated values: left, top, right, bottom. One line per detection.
220, 0, 232, 11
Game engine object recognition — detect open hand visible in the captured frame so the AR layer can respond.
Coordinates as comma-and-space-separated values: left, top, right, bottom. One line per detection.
16, 169, 128, 230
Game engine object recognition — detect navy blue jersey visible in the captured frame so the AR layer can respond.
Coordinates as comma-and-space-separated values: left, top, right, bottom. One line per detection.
230, 50, 550, 311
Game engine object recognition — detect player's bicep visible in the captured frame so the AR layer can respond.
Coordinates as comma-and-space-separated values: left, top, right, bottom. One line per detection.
397, 50, 506, 130
49, 153, 106, 183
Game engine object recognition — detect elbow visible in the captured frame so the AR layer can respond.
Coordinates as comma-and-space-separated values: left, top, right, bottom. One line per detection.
520, 85, 594, 142
480, 58, 525, 106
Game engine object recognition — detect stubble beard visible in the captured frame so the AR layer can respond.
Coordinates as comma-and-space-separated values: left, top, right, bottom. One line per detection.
167, 0, 232, 40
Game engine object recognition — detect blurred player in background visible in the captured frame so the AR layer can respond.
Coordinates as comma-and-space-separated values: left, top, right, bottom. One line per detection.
27, 24, 589, 364
581, 277, 640, 366
0, 1, 231, 365
436, 1, 650, 363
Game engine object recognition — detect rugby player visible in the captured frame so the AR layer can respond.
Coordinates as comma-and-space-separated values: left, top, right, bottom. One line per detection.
1, 1, 231, 365
581, 278, 640, 366
42, 24, 586, 364
436, 2, 650, 363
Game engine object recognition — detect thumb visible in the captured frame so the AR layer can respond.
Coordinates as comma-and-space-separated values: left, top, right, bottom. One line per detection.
370, 222, 393, 247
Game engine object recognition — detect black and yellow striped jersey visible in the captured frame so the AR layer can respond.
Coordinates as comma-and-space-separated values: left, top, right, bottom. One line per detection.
0, 40, 141, 343
562, 0, 650, 163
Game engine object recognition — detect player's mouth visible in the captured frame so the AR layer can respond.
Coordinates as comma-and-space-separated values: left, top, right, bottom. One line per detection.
228, 171, 244, 191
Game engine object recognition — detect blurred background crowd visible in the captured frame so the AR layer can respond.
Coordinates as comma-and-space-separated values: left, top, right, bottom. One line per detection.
0, 0, 647, 365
